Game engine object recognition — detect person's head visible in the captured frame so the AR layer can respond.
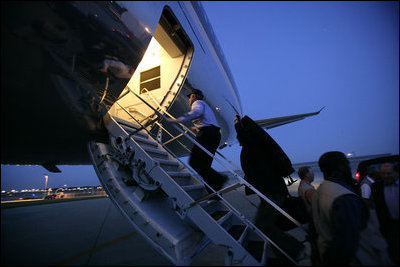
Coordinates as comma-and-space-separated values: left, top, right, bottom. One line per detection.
128, 66, 135, 75
298, 166, 314, 182
187, 88, 203, 105
380, 163, 397, 185
233, 115, 260, 147
234, 115, 245, 146
319, 151, 353, 183
366, 166, 380, 181
234, 114, 240, 125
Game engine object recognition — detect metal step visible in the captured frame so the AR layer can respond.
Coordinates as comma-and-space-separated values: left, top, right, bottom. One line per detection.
241, 229, 268, 264
130, 134, 159, 148
238, 226, 249, 244
119, 123, 149, 138
209, 210, 230, 221
112, 116, 143, 129
217, 211, 233, 226
228, 225, 247, 241
200, 199, 220, 214
245, 241, 266, 263
141, 145, 169, 159
200, 200, 231, 223
183, 205, 260, 265
155, 158, 180, 172
182, 184, 207, 200
166, 171, 193, 186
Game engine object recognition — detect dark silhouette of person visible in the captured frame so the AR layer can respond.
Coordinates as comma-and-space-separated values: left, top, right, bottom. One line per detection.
311, 151, 392, 266
371, 162, 399, 265
234, 114, 304, 262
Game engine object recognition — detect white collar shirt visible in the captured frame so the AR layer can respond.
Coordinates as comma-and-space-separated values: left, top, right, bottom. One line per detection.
360, 176, 375, 199
177, 100, 220, 129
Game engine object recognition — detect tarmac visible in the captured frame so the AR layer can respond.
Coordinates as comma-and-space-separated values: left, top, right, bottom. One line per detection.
2, 154, 388, 266
1, 188, 310, 266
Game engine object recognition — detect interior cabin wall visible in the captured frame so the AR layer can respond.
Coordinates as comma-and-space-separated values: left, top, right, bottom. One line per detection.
108, 7, 193, 126
112, 37, 185, 122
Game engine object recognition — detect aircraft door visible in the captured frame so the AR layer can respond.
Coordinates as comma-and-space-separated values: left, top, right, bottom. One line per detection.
109, 7, 194, 126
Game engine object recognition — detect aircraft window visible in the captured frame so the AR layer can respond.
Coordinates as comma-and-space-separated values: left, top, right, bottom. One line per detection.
140, 66, 161, 93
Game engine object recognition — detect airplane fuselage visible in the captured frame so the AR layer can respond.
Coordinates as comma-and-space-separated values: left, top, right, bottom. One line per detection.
1, 1, 242, 166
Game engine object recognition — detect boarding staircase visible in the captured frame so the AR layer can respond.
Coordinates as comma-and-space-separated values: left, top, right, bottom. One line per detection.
88, 88, 308, 266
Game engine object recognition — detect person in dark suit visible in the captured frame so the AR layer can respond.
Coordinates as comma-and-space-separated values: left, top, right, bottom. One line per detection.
371, 162, 399, 265
234, 114, 304, 262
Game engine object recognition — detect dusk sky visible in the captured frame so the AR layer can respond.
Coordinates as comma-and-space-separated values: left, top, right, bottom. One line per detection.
1, 1, 399, 191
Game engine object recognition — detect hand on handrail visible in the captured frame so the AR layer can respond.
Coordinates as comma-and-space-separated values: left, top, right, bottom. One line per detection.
189, 126, 198, 133
138, 87, 198, 137
166, 117, 179, 123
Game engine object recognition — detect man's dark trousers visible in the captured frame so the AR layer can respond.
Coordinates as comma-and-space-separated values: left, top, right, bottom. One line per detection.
189, 125, 226, 191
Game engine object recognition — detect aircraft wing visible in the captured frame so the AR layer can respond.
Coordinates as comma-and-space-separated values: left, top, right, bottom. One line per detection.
255, 107, 325, 129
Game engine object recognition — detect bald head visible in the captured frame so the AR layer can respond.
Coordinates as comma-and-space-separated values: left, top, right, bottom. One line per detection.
298, 166, 314, 182
380, 163, 396, 185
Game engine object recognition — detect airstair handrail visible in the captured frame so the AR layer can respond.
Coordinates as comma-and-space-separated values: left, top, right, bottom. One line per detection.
126, 87, 303, 229
106, 89, 303, 264
120, 88, 303, 264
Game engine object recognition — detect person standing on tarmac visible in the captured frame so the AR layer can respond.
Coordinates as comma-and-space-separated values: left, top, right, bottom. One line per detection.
371, 162, 399, 265
167, 88, 227, 192
297, 166, 316, 216
359, 167, 380, 208
311, 151, 392, 266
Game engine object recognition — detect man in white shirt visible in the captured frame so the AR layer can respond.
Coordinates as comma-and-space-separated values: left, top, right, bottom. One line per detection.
297, 166, 316, 216
167, 88, 227, 191
360, 167, 380, 208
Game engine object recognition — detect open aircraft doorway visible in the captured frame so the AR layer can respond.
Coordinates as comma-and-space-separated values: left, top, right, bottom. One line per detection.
108, 7, 193, 127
